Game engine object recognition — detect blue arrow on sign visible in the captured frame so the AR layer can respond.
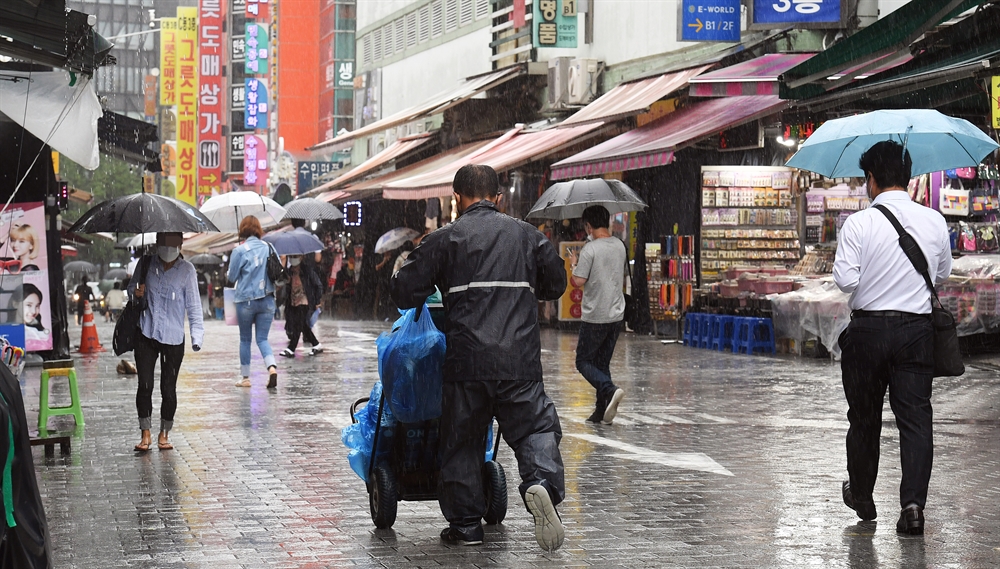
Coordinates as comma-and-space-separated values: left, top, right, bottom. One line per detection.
679, 0, 741, 43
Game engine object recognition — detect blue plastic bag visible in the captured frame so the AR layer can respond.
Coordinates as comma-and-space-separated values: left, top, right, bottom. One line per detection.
375, 304, 446, 423
308, 307, 320, 328
341, 381, 396, 482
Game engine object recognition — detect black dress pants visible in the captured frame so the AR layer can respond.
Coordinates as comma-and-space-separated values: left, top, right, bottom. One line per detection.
439, 380, 565, 530
135, 334, 185, 432
840, 314, 934, 509
285, 305, 318, 350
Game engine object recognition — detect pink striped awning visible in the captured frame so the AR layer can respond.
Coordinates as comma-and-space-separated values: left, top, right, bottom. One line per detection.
689, 53, 816, 97
305, 134, 431, 196
550, 96, 787, 180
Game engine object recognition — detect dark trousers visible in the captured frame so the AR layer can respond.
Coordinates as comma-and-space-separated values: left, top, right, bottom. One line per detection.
840, 314, 934, 509
576, 320, 623, 401
285, 305, 318, 350
135, 334, 185, 432
440, 380, 565, 530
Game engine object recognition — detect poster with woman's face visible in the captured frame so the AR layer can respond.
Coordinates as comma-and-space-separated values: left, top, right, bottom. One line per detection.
0, 203, 51, 351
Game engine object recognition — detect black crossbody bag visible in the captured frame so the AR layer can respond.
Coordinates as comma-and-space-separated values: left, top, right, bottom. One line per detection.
620, 239, 640, 330
873, 205, 964, 377
113, 256, 152, 356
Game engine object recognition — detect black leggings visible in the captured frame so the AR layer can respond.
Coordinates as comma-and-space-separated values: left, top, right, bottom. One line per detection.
135, 334, 185, 431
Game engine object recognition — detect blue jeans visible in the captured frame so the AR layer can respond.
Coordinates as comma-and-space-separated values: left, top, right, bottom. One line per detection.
237, 295, 276, 377
576, 320, 623, 401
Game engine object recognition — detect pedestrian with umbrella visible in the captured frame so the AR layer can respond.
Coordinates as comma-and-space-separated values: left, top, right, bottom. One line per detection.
67, 192, 218, 453
128, 232, 204, 453
263, 227, 326, 357
72, 276, 94, 325
785, 109, 998, 535
527, 179, 648, 425
227, 216, 280, 389
200, 191, 287, 232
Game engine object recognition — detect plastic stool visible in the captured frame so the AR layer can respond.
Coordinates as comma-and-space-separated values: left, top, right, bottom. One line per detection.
39, 367, 84, 429
735, 317, 776, 355
698, 314, 714, 348
682, 313, 698, 347
712, 315, 737, 352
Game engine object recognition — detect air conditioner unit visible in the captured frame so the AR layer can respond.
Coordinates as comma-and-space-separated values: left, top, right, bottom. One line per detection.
547, 57, 571, 107
567, 58, 599, 105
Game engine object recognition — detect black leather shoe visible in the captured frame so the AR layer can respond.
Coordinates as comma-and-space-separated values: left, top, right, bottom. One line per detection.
440, 525, 484, 546
842, 481, 877, 521
896, 505, 924, 535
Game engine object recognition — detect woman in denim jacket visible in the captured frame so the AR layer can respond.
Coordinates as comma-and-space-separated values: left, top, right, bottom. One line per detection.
228, 216, 279, 388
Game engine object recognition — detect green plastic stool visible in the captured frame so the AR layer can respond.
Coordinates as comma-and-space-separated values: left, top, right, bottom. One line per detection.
38, 367, 84, 429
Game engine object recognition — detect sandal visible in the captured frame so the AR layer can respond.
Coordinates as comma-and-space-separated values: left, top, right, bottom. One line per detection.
235, 378, 251, 387
158, 441, 173, 451
134, 441, 151, 452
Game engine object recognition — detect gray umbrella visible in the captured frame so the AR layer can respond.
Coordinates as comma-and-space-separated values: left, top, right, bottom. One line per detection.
64, 260, 97, 273
525, 179, 648, 220
103, 268, 128, 280
283, 197, 344, 221
187, 253, 224, 266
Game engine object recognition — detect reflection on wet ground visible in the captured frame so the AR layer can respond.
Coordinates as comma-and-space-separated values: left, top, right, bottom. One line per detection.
24, 319, 1000, 568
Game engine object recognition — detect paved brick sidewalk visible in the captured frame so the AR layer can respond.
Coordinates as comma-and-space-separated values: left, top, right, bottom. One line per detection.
21, 319, 1000, 568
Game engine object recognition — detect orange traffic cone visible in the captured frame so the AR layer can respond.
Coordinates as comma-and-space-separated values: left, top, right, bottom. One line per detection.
78, 301, 104, 353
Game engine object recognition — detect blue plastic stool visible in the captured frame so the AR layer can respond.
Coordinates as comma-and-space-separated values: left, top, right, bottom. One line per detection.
698, 314, 715, 348
682, 313, 698, 347
735, 317, 776, 355
711, 315, 736, 352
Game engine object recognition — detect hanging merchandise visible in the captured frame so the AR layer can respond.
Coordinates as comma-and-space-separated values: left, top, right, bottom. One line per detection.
958, 222, 977, 252
976, 223, 998, 253
939, 182, 970, 217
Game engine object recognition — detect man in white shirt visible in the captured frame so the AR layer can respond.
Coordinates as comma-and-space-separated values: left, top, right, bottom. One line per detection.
833, 140, 951, 536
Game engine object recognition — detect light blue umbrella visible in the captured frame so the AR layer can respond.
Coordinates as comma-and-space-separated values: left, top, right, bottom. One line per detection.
785, 110, 999, 178
262, 227, 324, 256
375, 227, 421, 254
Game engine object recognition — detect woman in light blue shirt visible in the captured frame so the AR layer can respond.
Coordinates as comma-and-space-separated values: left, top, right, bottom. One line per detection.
227, 216, 278, 388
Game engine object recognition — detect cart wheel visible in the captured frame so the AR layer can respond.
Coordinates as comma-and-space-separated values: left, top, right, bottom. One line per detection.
370, 465, 398, 529
482, 460, 507, 525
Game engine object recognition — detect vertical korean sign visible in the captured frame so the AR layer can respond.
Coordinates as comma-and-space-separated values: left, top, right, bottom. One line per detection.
159, 18, 178, 106
532, 0, 577, 48
992, 76, 1000, 130
199, 0, 224, 201
244, 134, 268, 187
176, 7, 199, 206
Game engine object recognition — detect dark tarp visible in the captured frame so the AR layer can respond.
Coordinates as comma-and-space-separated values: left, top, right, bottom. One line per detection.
0, 364, 53, 569
97, 112, 161, 173
0, 0, 114, 76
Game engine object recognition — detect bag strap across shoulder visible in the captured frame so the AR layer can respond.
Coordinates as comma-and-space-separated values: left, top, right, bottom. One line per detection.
872, 204, 941, 309
619, 238, 635, 292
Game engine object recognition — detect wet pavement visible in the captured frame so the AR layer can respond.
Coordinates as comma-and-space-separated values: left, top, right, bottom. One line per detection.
20, 317, 1000, 568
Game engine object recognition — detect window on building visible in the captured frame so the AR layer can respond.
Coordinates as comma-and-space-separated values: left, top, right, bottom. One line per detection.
406, 12, 417, 47
460, 0, 474, 26
373, 28, 382, 61
445, 0, 459, 32
431, 0, 443, 37
362, 34, 372, 65
394, 18, 405, 54
418, 6, 430, 42
475, 0, 490, 19
384, 24, 393, 57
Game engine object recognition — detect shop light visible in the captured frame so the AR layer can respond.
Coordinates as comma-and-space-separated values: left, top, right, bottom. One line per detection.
776, 135, 797, 147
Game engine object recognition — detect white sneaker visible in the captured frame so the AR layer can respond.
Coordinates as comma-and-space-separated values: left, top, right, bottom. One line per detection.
278, 348, 294, 358
309, 343, 324, 356
602, 388, 625, 425
524, 485, 564, 552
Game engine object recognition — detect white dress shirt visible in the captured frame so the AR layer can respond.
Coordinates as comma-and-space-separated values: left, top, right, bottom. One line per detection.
833, 190, 951, 314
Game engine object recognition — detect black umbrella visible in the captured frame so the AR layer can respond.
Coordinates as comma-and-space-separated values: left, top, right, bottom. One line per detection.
283, 197, 344, 221
68, 192, 220, 234
63, 260, 97, 273
187, 253, 223, 266
103, 268, 128, 280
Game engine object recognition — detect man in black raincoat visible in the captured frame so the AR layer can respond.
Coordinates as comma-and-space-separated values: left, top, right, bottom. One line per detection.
390, 164, 568, 551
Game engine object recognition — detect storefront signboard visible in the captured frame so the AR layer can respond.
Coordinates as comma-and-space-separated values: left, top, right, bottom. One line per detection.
532, 0, 577, 48
0, 203, 51, 351
678, 0, 740, 42
198, 0, 224, 198
243, 134, 268, 188
296, 161, 343, 195
992, 76, 1000, 129
244, 78, 269, 129
245, 23, 269, 75
176, 6, 199, 206
159, 18, 178, 106
749, 0, 846, 29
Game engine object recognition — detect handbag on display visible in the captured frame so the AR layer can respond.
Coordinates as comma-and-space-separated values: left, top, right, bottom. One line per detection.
620, 240, 640, 330
265, 243, 288, 287
113, 256, 152, 356
873, 205, 964, 377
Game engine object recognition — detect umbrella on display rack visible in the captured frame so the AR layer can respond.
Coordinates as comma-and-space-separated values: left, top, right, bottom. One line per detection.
187, 253, 224, 266
63, 260, 97, 273
262, 227, 325, 256
199, 191, 287, 232
785, 109, 1000, 178
67, 192, 220, 234
525, 178, 648, 220
375, 227, 421, 254
283, 197, 344, 221
103, 268, 128, 280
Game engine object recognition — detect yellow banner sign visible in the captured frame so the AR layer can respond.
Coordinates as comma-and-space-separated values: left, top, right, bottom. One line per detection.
176, 7, 199, 205
159, 18, 177, 106
992, 76, 1000, 130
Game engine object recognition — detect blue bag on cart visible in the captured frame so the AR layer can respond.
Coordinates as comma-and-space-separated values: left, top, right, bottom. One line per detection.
342, 381, 395, 482
375, 304, 446, 423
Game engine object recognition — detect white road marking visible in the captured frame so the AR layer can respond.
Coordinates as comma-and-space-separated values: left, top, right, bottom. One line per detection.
567, 432, 734, 476
649, 413, 695, 425
695, 413, 736, 424
619, 412, 667, 425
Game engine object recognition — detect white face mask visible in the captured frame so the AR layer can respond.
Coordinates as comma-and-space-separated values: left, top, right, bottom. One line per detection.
288, 257, 301, 267
157, 246, 180, 263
